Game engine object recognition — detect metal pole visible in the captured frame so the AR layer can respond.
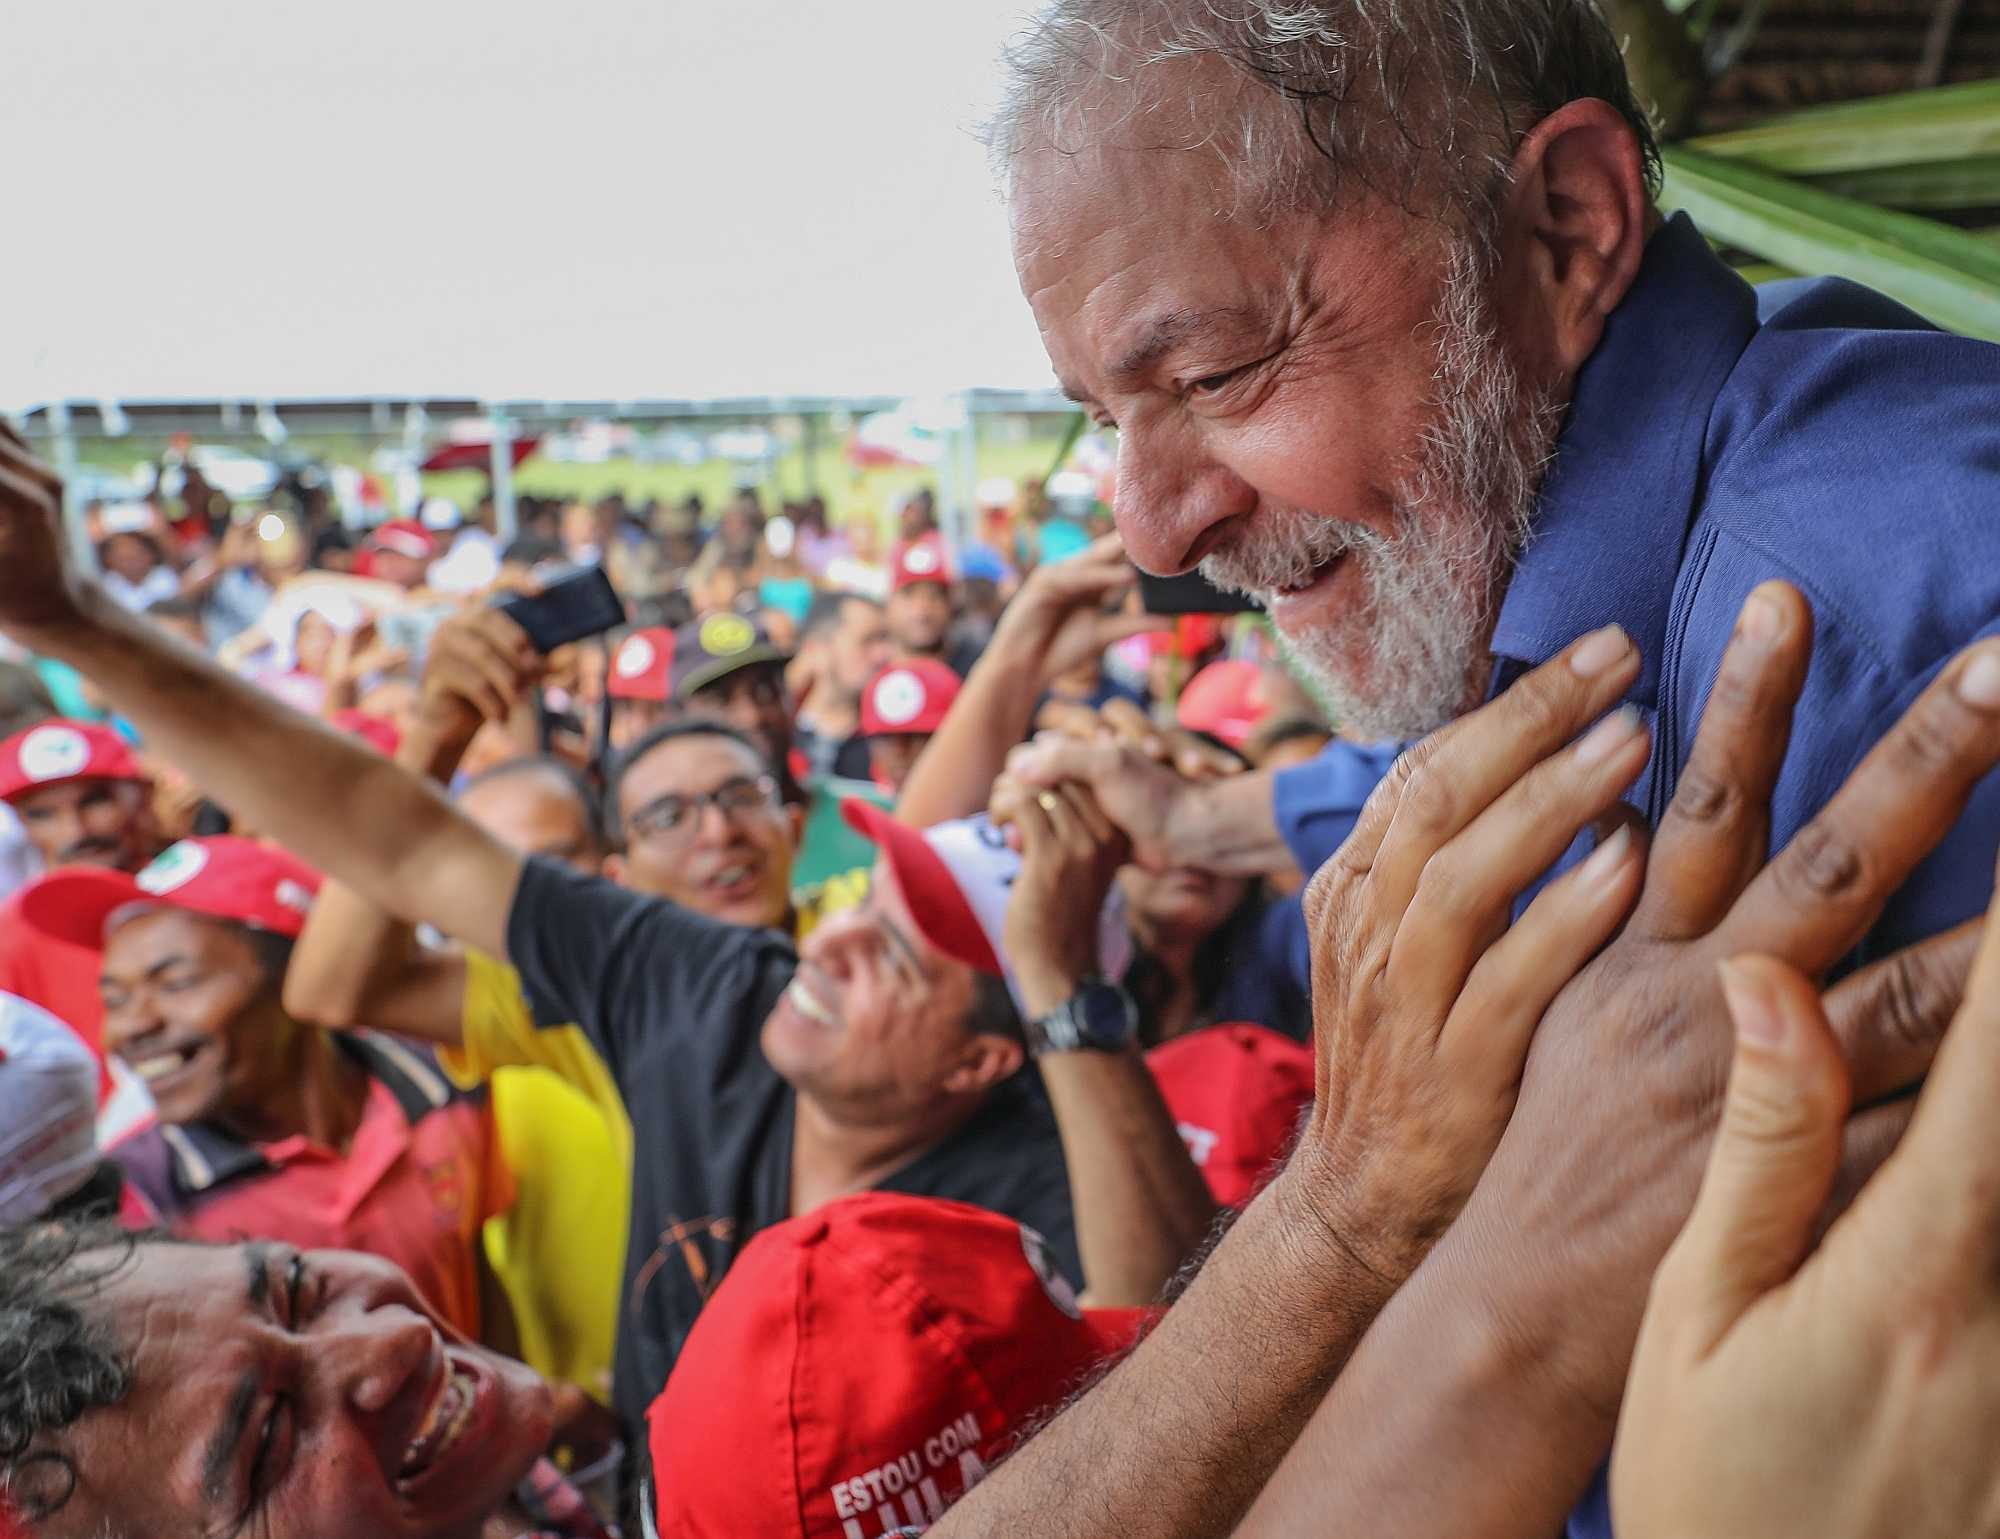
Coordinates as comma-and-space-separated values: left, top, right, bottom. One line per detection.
47, 402, 95, 574
955, 394, 979, 549
487, 406, 518, 543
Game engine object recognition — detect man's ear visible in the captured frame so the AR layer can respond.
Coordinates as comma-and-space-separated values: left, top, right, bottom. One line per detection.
786, 803, 807, 848
601, 850, 628, 887
943, 1032, 1025, 1097
1492, 97, 1653, 380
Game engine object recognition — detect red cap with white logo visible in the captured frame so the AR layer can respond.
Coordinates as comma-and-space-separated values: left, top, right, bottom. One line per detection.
1146, 1023, 1314, 1208
19, 836, 323, 951
0, 720, 147, 804
609, 627, 676, 702
859, 659, 961, 738
889, 534, 952, 592
839, 803, 1130, 1008
647, 1193, 1146, 1539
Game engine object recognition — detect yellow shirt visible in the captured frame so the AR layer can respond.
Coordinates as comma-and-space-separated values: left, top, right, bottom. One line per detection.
442, 871, 868, 1403
444, 952, 632, 1406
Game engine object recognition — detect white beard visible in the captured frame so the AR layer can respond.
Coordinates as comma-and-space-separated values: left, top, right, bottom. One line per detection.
1200, 239, 1562, 741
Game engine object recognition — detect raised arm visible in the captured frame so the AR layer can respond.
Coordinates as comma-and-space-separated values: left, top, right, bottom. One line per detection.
1004, 725, 1292, 877
894, 533, 1159, 828
0, 427, 528, 961
1237, 586, 1994, 1538
996, 778, 1215, 1304
932, 623, 1657, 1539
284, 608, 541, 1043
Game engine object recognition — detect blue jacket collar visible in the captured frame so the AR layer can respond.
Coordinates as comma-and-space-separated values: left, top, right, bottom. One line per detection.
1489, 213, 1759, 704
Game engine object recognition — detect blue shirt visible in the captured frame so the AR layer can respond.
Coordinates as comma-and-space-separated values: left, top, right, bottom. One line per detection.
1258, 214, 2000, 1537
1545, 219, 2000, 1539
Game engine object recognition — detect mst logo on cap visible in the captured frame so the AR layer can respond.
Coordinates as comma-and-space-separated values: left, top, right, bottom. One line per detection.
902, 543, 940, 576
135, 841, 209, 896
16, 726, 91, 784
616, 635, 658, 679
870, 670, 927, 728
698, 613, 756, 657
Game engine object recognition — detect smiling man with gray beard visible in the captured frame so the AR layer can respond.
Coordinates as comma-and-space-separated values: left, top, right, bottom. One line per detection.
991, 2, 2000, 1537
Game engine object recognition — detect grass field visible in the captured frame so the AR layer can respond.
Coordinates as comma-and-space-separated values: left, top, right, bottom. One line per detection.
68, 416, 1084, 531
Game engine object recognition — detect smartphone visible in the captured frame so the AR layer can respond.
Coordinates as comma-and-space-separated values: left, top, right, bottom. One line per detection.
494, 565, 626, 653
1134, 566, 1261, 615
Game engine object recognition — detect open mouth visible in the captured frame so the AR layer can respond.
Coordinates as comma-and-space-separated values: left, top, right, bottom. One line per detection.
783, 975, 842, 1030
1271, 549, 1347, 599
122, 1039, 208, 1090
396, 1354, 487, 1495
698, 860, 763, 900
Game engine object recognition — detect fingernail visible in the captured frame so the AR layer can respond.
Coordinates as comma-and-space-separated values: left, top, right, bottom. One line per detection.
1574, 705, 1644, 767
1717, 958, 1788, 1048
1570, 625, 1631, 678
1577, 823, 1631, 886
1736, 587, 1782, 646
1957, 648, 2000, 710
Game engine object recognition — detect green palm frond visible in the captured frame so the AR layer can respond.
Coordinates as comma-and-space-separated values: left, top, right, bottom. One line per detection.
1661, 146, 2000, 342
1683, 78, 2000, 176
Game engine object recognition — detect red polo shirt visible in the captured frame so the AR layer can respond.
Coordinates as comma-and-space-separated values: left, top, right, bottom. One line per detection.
112, 1033, 512, 1340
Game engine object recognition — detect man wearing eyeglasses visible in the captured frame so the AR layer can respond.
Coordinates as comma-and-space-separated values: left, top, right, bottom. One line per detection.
666, 610, 891, 888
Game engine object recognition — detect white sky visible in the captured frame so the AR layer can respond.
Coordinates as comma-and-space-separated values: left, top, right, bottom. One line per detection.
2, 1, 1061, 408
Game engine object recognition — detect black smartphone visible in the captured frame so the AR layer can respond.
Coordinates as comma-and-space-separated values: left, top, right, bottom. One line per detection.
1134, 566, 1261, 615
493, 565, 626, 653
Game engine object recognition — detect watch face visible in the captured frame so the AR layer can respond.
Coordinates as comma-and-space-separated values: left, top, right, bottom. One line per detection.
1074, 981, 1136, 1047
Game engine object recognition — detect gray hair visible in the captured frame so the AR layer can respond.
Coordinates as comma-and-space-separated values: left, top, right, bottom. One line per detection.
987, 0, 1661, 240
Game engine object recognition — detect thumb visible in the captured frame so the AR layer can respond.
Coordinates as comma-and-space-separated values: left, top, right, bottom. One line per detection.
1660, 954, 1852, 1345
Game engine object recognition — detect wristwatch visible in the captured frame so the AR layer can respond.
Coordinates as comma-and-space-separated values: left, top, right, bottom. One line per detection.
1025, 977, 1139, 1055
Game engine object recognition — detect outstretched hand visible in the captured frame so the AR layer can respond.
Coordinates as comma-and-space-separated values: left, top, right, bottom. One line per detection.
414, 605, 544, 752
989, 531, 1163, 687
1288, 620, 1652, 1281
1001, 778, 1132, 1008
1455, 582, 1995, 1419
1613, 872, 2000, 1538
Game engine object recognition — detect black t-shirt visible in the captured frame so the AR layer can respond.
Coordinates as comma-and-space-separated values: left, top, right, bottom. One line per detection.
506, 858, 1081, 1433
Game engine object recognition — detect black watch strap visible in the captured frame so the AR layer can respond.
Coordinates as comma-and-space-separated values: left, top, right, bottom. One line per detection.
1026, 978, 1136, 1055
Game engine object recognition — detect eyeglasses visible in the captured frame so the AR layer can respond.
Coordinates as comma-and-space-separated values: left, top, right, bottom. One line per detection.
626, 775, 780, 847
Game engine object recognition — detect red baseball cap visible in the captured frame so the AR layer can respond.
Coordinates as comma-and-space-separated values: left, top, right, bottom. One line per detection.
364, 519, 438, 561
609, 627, 676, 703
1175, 660, 1270, 751
0, 721, 147, 804
840, 801, 1005, 977
860, 659, 961, 738
890, 534, 952, 592
1146, 1024, 1314, 1208
647, 1193, 1146, 1539
840, 803, 1134, 1005
20, 836, 323, 952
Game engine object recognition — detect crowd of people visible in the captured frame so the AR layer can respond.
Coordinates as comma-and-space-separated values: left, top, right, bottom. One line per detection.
4, 1, 2000, 1537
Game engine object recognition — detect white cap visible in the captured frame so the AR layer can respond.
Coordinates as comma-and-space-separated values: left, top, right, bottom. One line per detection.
0, 991, 102, 1223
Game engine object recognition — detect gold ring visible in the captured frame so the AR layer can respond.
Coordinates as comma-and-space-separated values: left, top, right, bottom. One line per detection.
1037, 791, 1061, 813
